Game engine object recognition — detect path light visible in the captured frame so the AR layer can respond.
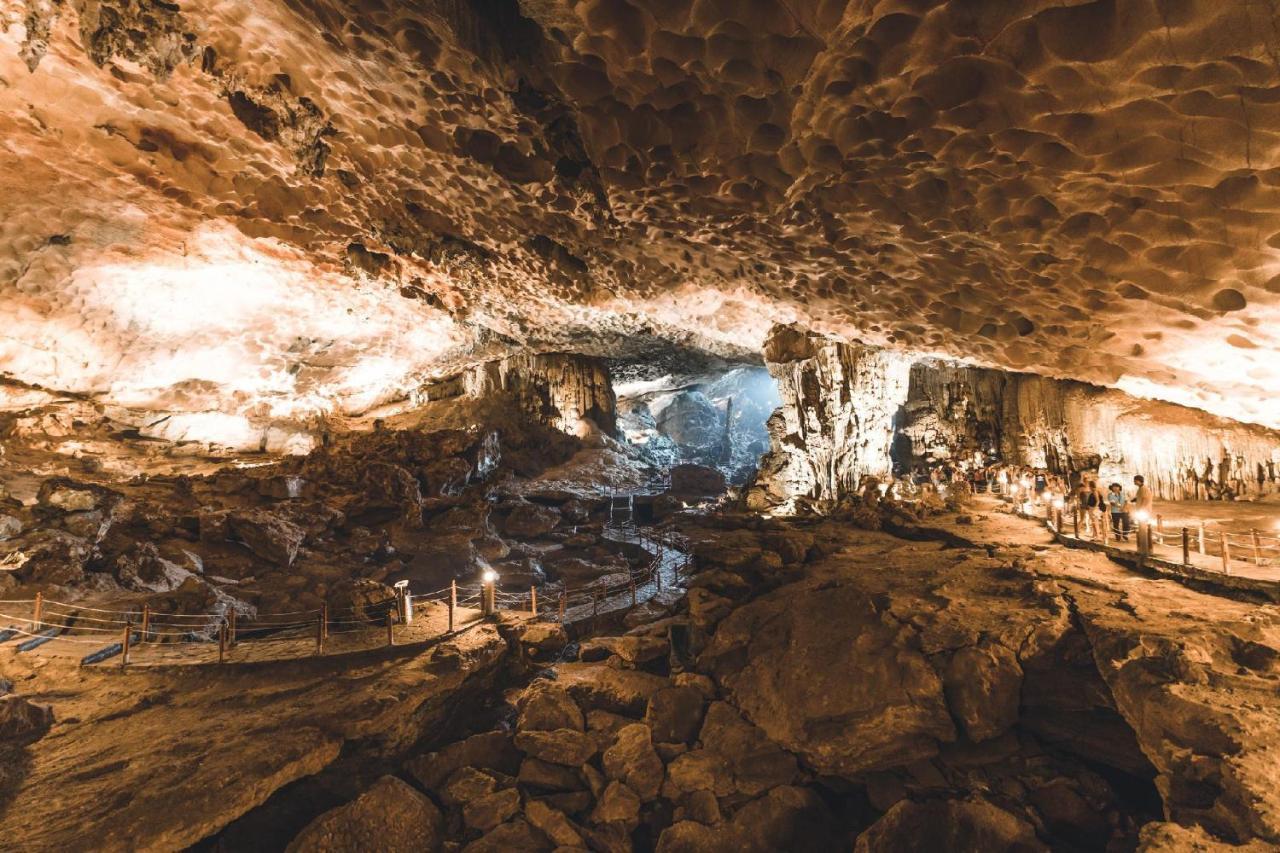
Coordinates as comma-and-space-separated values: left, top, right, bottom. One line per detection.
481, 569, 498, 616
1132, 509, 1150, 524
1052, 498, 1065, 510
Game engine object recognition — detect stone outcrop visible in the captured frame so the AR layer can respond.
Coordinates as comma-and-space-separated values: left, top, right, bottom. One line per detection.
748, 325, 911, 512
465, 353, 616, 437
286, 775, 443, 853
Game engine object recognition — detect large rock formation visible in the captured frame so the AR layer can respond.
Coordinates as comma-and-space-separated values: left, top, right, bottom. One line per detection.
749, 325, 911, 512
901, 361, 1280, 499
465, 353, 616, 437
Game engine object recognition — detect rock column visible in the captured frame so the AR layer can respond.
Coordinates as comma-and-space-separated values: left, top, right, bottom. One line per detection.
748, 325, 911, 513
465, 352, 616, 437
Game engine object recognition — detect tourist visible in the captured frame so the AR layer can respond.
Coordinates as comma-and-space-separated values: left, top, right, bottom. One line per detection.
1085, 478, 1107, 536
1107, 483, 1129, 540
1034, 469, 1048, 497
1133, 475, 1154, 518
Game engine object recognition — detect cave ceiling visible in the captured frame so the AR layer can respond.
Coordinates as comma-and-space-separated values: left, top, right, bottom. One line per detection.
3, 0, 1280, 427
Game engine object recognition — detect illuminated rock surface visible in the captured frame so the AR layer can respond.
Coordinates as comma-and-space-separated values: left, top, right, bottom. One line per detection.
5, 1, 1280, 427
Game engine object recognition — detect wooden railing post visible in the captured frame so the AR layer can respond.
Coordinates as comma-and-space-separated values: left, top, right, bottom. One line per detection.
32, 591, 42, 632
1072, 507, 1080, 538
1197, 522, 1206, 554
141, 604, 151, 643
1221, 534, 1232, 575
321, 604, 329, 641
228, 608, 237, 648
1251, 529, 1263, 565
386, 610, 394, 647
1181, 527, 1190, 566
530, 586, 537, 616
449, 580, 457, 632
315, 613, 324, 655
558, 590, 566, 621
218, 622, 226, 664
122, 621, 132, 667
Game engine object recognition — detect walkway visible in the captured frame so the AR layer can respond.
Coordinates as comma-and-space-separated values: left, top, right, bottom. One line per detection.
1006, 498, 1280, 602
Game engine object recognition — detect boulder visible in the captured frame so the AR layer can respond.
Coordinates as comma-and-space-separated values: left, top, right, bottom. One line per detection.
518, 622, 569, 656
590, 781, 641, 828
699, 582, 956, 777
853, 798, 1047, 853
669, 464, 727, 496
656, 786, 835, 853
943, 643, 1023, 743
514, 729, 596, 767
461, 817, 550, 853
503, 502, 562, 538
463, 787, 522, 832
227, 510, 305, 566
0, 514, 24, 540
406, 731, 520, 793
697, 703, 797, 797
554, 663, 668, 716
579, 634, 669, 665
646, 686, 706, 745
441, 767, 498, 807
326, 578, 396, 625
286, 775, 443, 853
602, 723, 664, 801
525, 800, 585, 847
518, 757, 586, 792
686, 587, 734, 629
0, 694, 54, 745
14, 530, 92, 586
662, 750, 733, 799
518, 682, 584, 732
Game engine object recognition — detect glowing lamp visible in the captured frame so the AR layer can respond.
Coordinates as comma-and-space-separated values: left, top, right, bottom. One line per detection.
1043, 491, 1054, 502
482, 569, 498, 584
1052, 499, 1065, 510
1132, 510, 1150, 524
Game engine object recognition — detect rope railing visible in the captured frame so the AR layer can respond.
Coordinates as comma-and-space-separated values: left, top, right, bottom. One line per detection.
1015, 494, 1280, 577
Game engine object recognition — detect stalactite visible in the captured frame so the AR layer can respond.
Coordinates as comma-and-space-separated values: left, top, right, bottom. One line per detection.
464, 352, 616, 437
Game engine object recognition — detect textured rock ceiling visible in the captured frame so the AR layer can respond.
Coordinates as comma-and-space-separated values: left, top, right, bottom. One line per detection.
4, 0, 1280, 428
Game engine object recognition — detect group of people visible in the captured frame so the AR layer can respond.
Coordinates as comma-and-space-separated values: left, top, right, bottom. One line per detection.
1069, 475, 1154, 541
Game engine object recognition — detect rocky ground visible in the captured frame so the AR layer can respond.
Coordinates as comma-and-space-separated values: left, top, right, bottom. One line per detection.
255, 497, 1280, 853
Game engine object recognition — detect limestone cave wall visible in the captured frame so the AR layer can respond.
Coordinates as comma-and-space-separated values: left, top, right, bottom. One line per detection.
748, 325, 911, 512
901, 362, 1280, 500
752, 325, 1280, 511
464, 352, 616, 438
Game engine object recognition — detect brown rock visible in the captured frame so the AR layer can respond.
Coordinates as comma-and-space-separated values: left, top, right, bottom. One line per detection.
554, 663, 667, 716
646, 686, 706, 745
441, 767, 497, 806
518, 757, 585, 792
525, 799, 585, 848
463, 787, 521, 832
0, 694, 54, 745
504, 502, 562, 538
514, 729, 596, 767
518, 682, 585, 732
687, 587, 734, 628
590, 781, 641, 828
697, 702, 797, 797
579, 634, 669, 665
406, 731, 520, 793
677, 789, 721, 826
520, 622, 569, 654
602, 723, 664, 802
286, 775, 442, 853
943, 643, 1023, 743
663, 750, 733, 799
461, 817, 551, 853
853, 798, 1047, 853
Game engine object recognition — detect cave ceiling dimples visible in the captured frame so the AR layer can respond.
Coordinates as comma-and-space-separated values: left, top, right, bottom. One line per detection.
2, 1, 1280, 426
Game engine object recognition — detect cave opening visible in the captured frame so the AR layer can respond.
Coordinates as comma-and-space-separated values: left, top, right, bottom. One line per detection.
613, 364, 780, 490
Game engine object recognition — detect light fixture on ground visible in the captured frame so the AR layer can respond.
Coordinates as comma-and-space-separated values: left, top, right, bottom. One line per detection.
481, 569, 498, 616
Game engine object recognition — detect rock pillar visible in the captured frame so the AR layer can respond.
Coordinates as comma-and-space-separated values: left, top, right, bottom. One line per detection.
748, 325, 911, 513
465, 352, 616, 437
